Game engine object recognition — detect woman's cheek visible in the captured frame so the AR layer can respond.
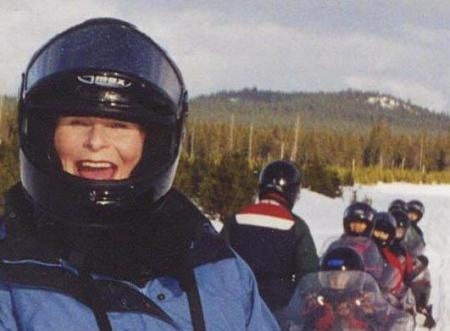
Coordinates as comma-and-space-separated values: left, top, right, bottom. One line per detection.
118, 139, 143, 162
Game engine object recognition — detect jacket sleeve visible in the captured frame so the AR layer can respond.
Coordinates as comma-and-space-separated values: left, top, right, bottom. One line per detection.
0, 221, 6, 241
0, 282, 18, 331
234, 255, 281, 331
220, 215, 236, 244
293, 215, 319, 279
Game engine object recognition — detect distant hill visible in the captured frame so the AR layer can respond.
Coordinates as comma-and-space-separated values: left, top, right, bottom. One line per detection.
190, 88, 450, 134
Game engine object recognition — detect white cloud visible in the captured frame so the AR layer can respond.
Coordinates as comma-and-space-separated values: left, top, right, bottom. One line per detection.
0, 0, 119, 95
0, 1, 449, 114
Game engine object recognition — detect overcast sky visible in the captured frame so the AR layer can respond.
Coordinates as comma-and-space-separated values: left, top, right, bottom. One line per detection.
1, 1, 450, 113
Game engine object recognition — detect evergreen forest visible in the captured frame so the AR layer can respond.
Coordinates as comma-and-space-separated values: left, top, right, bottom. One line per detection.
1, 89, 449, 220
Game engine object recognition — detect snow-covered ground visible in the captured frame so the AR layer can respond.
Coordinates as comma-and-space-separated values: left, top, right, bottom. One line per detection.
292, 183, 450, 331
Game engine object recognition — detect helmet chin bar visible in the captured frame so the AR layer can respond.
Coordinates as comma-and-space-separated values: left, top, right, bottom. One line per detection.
20, 148, 180, 227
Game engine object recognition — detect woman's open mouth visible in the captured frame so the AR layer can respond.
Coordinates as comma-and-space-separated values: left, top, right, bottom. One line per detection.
76, 161, 117, 180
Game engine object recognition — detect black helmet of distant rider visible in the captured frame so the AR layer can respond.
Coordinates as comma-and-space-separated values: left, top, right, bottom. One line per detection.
388, 199, 407, 213
390, 209, 409, 245
18, 18, 188, 229
258, 160, 301, 210
319, 247, 365, 291
372, 212, 397, 248
407, 200, 425, 223
321, 247, 364, 272
343, 202, 376, 237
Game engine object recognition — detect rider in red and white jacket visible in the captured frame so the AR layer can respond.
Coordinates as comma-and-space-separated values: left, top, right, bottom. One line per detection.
223, 160, 319, 312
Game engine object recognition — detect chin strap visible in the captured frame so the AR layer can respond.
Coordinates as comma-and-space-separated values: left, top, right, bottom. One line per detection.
178, 257, 206, 331
0, 219, 6, 241
78, 252, 113, 331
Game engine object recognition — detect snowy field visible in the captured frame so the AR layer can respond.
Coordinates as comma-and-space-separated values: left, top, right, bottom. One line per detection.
292, 183, 450, 331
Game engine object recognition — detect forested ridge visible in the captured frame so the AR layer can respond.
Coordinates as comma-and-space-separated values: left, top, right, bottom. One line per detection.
1, 89, 449, 219
190, 88, 450, 133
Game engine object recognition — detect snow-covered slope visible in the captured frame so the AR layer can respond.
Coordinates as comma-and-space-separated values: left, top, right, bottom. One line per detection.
293, 183, 450, 330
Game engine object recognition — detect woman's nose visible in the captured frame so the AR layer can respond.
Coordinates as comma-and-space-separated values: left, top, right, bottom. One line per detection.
83, 124, 109, 150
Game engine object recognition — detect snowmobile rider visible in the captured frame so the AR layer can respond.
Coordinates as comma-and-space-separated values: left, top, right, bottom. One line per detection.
406, 200, 426, 242
402, 201, 435, 328
0, 18, 279, 331
390, 208, 414, 283
371, 212, 418, 312
324, 202, 385, 284
304, 247, 382, 331
389, 200, 435, 328
389, 198, 426, 256
223, 160, 319, 312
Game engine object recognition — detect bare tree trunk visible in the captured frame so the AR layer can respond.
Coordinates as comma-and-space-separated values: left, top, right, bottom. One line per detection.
419, 136, 424, 171
248, 123, 253, 164
290, 115, 300, 161
379, 154, 384, 177
401, 157, 405, 170
280, 142, 285, 159
229, 113, 234, 152
351, 158, 356, 175
189, 126, 195, 160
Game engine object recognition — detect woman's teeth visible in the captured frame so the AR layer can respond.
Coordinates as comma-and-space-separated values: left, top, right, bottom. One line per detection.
80, 161, 113, 168
77, 161, 117, 180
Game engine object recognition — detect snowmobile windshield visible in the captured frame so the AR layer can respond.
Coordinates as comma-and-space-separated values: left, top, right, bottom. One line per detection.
275, 271, 415, 331
319, 235, 341, 255
25, 19, 184, 108
322, 236, 385, 282
378, 263, 403, 295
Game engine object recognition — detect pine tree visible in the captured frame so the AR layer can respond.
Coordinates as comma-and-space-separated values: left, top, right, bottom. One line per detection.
198, 153, 257, 221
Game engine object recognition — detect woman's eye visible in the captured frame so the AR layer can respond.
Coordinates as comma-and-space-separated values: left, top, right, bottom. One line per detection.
109, 122, 129, 129
69, 119, 90, 126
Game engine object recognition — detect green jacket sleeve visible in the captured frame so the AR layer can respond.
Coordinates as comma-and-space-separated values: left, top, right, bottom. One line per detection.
293, 214, 319, 279
220, 215, 235, 244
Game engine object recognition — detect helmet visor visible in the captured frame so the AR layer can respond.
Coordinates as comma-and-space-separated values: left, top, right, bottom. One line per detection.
25, 19, 184, 109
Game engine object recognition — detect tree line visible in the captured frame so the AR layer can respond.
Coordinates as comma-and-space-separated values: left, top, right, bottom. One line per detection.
172, 118, 449, 220
1, 92, 449, 220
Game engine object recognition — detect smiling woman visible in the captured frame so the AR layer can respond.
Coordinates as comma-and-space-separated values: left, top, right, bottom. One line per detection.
0, 17, 279, 331
54, 116, 146, 180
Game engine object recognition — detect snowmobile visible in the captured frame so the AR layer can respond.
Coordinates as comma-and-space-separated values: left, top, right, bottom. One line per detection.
275, 270, 415, 331
276, 245, 416, 330
321, 235, 412, 309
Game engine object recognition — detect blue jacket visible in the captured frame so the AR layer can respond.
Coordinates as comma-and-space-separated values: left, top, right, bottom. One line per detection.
0, 185, 279, 331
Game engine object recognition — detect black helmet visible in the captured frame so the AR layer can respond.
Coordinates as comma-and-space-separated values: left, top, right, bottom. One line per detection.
388, 199, 407, 213
19, 18, 188, 229
390, 209, 409, 229
343, 202, 376, 237
258, 160, 301, 209
390, 209, 409, 243
407, 200, 425, 222
320, 247, 364, 272
372, 212, 397, 247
